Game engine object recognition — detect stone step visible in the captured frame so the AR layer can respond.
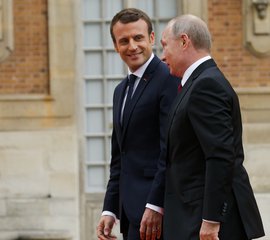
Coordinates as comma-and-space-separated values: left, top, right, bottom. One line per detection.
18, 231, 71, 240
0, 232, 18, 240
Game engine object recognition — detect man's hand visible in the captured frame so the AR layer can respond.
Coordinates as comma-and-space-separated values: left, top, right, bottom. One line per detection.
140, 208, 162, 240
96, 215, 117, 240
199, 220, 220, 240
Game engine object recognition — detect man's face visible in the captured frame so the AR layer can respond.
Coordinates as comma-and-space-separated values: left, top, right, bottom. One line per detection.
161, 27, 183, 78
112, 19, 154, 72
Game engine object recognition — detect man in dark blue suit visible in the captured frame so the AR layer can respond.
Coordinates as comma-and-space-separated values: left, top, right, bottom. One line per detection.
96, 8, 178, 240
161, 14, 265, 240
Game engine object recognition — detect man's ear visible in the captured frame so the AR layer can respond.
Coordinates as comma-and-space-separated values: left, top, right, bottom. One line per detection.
150, 31, 155, 45
180, 33, 188, 47
113, 42, 119, 52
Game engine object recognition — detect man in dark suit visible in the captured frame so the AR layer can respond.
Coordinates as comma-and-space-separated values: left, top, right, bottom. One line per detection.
161, 14, 265, 240
96, 8, 178, 240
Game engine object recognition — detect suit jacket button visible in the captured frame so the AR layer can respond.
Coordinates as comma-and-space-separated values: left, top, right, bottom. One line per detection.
221, 202, 228, 216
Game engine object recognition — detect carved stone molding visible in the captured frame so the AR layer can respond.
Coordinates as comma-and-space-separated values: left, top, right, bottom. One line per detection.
0, 0, 14, 62
244, 0, 270, 57
253, 0, 269, 19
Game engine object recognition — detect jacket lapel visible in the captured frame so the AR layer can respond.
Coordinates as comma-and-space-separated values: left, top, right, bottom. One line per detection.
121, 55, 161, 140
167, 59, 217, 123
114, 76, 128, 139
166, 78, 192, 141
165, 59, 217, 159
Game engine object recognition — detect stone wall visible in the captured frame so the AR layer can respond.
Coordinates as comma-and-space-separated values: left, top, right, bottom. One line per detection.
0, 0, 49, 94
0, 129, 79, 240
0, 0, 78, 239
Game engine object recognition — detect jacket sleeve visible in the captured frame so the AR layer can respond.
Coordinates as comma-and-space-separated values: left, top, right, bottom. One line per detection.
102, 90, 121, 218
188, 77, 235, 222
146, 74, 178, 207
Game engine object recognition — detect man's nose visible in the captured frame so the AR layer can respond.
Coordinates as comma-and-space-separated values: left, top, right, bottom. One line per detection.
128, 39, 138, 50
160, 52, 166, 62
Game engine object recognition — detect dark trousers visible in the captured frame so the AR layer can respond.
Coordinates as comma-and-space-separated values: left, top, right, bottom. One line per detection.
123, 225, 164, 240
122, 223, 140, 240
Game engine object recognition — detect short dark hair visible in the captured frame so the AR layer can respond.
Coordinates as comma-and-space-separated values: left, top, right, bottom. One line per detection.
110, 8, 153, 43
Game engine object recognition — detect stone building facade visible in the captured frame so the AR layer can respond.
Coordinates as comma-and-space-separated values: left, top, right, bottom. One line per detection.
0, 0, 269, 239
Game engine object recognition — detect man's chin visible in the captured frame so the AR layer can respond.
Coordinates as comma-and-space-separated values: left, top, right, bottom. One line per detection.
169, 68, 174, 75
128, 60, 144, 71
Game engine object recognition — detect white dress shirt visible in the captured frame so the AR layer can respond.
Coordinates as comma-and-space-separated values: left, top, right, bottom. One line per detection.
181, 55, 211, 87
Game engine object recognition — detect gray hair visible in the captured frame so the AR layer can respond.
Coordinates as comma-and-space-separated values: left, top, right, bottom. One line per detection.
170, 14, 212, 52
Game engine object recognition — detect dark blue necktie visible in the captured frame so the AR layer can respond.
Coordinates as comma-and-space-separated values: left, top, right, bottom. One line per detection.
122, 74, 137, 126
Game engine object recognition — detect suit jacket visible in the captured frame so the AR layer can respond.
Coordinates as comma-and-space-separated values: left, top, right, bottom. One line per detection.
163, 59, 264, 239
103, 55, 178, 230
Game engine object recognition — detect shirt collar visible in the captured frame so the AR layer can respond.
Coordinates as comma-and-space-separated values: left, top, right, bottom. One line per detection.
181, 55, 211, 86
128, 53, 154, 78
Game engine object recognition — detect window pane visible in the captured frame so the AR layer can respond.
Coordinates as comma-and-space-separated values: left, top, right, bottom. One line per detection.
154, 21, 170, 48
106, 52, 125, 75
86, 166, 105, 192
105, 22, 113, 48
86, 109, 104, 133
104, 0, 123, 19
83, 0, 101, 19
84, 23, 102, 48
106, 78, 121, 103
86, 137, 105, 163
132, 0, 154, 18
84, 52, 103, 76
157, 0, 177, 18
85, 79, 103, 105
108, 109, 113, 130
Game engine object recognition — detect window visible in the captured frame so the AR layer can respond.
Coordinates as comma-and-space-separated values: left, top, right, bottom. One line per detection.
81, 0, 179, 192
